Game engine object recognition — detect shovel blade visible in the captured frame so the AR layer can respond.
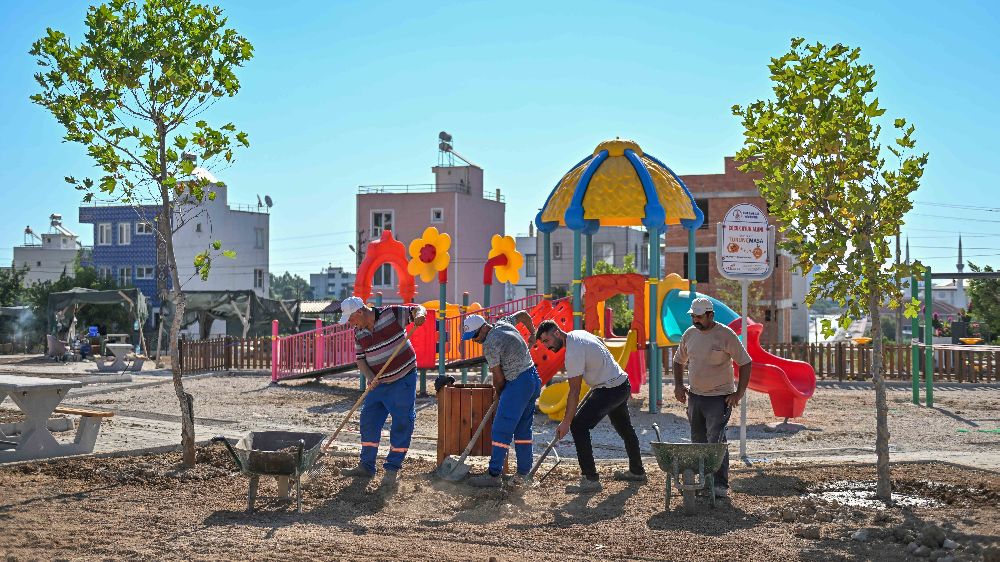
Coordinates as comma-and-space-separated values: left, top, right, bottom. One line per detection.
437, 456, 470, 481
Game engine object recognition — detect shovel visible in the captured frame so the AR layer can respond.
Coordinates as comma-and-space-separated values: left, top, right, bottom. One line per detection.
437, 397, 499, 481
526, 388, 593, 482
321, 324, 417, 454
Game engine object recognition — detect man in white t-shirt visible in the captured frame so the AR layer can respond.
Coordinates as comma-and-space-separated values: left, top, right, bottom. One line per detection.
536, 320, 646, 494
672, 297, 752, 498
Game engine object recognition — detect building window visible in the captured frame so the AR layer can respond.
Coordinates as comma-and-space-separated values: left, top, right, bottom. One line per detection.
97, 223, 112, 245
682, 252, 711, 284
118, 223, 131, 245
552, 243, 563, 260
135, 266, 154, 280
136, 221, 154, 235
118, 266, 131, 287
254, 228, 265, 249
373, 263, 394, 287
525, 254, 537, 277
371, 210, 394, 237
98, 266, 112, 279
596, 243, 615, 266
254, 269, 264, 289
430, 208, 444, 224
695, 199, 709, 229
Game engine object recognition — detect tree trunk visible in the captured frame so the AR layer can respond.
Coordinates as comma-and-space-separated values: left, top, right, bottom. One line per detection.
869, 286, 892, 503
157, 119, 196, 467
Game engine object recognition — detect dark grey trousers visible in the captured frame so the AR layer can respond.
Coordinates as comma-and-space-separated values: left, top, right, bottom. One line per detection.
686, 392, 732, 489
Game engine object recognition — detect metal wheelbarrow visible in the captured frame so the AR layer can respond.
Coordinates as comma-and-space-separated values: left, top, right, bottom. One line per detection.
213, 430, 326, 513
650, 424, 728, 514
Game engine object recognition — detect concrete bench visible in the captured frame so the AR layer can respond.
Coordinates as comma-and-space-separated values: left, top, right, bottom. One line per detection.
53, 407, 115, 455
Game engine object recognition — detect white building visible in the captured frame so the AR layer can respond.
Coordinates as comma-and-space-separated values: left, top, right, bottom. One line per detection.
172, 169, 269, 297
12, 214, 86, 285
310, 266, 356, 301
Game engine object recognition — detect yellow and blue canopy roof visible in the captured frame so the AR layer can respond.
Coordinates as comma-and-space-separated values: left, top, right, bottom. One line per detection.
534, 139, 704, 234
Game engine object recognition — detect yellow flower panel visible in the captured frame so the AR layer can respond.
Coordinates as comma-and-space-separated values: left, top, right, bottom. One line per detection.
540, 160, 589, 225
582, 156, 647, 221
643, 156, 696, 225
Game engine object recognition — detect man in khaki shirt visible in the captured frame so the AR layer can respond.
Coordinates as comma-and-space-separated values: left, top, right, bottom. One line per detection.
672, 297, 752, 497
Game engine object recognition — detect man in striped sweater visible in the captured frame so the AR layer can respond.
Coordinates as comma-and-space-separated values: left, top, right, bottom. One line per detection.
338, 296, 426, 487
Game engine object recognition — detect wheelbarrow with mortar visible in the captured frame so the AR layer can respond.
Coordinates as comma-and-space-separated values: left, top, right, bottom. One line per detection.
213, 430, 327, 513
650, 423, 729, 515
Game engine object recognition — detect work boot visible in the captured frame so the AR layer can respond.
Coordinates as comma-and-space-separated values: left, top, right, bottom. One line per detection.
566, 477, 602, 494
467, 472, 502, 488
381, 469, 399, 488
612, 470, 648, 483
513, 473, 536, 488
341, 465, 374, 479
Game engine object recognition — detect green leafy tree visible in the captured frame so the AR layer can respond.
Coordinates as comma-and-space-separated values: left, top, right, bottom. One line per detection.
966, 263, 1000, 342
581, 254, 637, 335
30, 0, 253, 466
269, 272, 315, 301
0, 266, 27, 307
733, 38, 928, 502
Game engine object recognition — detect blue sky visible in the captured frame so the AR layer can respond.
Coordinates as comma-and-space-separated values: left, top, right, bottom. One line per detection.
1, 0, 998, 279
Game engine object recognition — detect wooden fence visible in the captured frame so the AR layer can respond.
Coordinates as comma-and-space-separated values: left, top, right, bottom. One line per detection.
178, 336, 272, 375
762, 342, 999, 383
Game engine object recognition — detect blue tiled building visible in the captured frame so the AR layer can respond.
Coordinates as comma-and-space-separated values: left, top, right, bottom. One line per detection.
79, 205, 163, 308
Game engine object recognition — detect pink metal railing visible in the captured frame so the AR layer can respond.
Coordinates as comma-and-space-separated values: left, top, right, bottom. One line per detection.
270, 294, 549, 381
441, 294, 545, 364
271, 319, 356, 382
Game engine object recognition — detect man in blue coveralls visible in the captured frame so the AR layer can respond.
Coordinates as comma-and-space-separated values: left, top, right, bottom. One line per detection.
338, 296, 426, 488
446, 311, 540, 488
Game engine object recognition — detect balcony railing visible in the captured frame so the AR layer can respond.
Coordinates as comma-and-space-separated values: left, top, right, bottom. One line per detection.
358, 183, 505, 202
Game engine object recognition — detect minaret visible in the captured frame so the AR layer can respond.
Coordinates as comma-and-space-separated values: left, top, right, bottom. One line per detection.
956, 236, 967, 309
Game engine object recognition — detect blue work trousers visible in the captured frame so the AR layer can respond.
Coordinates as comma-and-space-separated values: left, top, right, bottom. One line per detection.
359, 369, 417, 473
489, 366, 542, 476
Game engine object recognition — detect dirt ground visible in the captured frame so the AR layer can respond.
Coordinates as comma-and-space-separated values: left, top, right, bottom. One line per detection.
26, 371, 1000, 468
0, 447, 997, 561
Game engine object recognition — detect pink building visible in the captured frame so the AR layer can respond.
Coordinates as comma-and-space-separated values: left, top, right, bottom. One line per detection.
355, 160, 505, 305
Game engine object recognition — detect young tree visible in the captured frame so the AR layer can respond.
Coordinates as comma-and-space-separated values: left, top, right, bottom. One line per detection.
966, 263, 1000, 342
31, 0, 253, 466
733, 38, 927, 502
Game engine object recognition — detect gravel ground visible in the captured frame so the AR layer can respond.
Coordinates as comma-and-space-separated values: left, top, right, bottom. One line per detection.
12, 371, 996, 469
0, 448, 996, 561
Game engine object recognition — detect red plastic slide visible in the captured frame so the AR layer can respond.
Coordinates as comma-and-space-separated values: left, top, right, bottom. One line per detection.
728, 318, 816, 419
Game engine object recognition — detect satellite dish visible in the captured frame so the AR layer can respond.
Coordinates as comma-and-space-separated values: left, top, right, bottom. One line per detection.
264, 195, 273, 208
438, 131, 452, 142
439, 142, 452, 152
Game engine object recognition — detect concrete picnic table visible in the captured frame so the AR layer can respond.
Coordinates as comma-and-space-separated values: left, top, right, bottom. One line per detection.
0, 375, 85, 463
105, 343, 134, 371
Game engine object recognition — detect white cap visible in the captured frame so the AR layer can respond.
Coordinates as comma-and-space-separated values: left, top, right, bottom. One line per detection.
461, 314, 487, 341
687, 297, 714, 315
338, 296, 365, 324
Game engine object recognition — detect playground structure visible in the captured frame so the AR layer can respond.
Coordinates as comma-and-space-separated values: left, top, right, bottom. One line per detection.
270, 138, 817, 419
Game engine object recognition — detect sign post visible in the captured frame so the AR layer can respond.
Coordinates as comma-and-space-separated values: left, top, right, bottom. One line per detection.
716, 203, 775, 461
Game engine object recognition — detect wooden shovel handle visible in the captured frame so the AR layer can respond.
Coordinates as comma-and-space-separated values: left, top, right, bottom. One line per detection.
322, 324, 417, 452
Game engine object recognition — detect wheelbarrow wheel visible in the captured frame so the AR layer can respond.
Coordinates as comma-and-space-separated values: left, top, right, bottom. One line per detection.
682, 469, 696, 515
